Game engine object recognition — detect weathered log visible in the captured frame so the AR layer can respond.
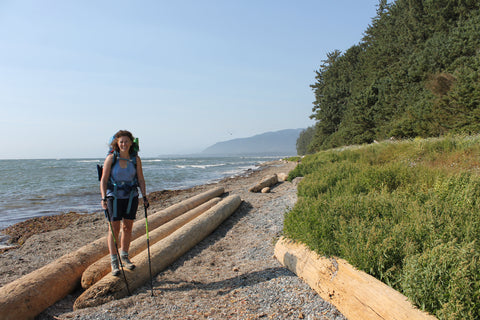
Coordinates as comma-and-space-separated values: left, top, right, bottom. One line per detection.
274, 237, 436, 320
248, 174, 278, 192
81, 197, 221, 289
277, 172, 288, 182
74, 195, 242, 310
137, 186, 224, 234
0, 187, 224, 320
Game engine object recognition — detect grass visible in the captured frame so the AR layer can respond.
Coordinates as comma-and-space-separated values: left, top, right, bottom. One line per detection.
284, 135, 480, 319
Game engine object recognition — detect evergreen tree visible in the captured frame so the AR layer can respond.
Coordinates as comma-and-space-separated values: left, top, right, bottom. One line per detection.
304, 0, 480, 152
296, 126, 315, 155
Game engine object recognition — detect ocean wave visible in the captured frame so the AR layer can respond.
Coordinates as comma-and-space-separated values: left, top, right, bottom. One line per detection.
191, 164, 226, 169
174, 164, 226, 169
0, 155, 281, 229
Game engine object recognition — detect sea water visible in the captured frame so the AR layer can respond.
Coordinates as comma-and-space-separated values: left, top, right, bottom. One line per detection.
0, 156, 283, 229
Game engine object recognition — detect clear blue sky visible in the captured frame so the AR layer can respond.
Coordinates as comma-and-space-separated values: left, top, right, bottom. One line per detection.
0, 0, 380, 159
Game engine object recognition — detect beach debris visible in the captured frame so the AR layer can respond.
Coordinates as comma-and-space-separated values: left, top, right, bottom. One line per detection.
0, 187, 224, 320
249, 174, 278, 193
81, 197, 221, 289
1, 212, 82, 246
277, 172, 288, 182
74, 195, 242, 309
274, 237, 436, 320
292, 177, 303, 186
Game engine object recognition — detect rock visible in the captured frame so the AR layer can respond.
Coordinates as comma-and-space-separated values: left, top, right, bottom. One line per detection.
292, 177, 304, 186
261, 187, 271, 193
277, 173, 288, 182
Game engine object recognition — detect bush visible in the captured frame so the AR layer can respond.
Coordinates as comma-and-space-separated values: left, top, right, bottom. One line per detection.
401, 240, 480, 319
283, 136, 480, 319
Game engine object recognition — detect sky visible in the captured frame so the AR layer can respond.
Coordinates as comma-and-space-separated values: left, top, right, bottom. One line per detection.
0, 0, 380, 159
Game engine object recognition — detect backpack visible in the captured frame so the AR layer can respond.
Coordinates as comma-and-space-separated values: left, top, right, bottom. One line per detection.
97, 135, 140, 218
97, 136, 139, 181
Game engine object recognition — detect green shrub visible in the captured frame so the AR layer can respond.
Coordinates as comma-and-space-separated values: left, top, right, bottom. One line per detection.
401, 240, 480, 319
283, 136, 480, 319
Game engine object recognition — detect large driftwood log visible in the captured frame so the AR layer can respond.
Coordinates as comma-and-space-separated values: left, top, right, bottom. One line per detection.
138, 186, 224, 234
0, 187, 224, 320
74, 195, 242, 310
81, 197, 221, 289
0, 237, 107, 320
274, 237, 436, 320
248, 174, 278, 192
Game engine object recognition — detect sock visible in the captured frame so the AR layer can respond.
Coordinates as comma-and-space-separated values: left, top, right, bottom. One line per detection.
120, 251, 128, 258
111, 254, 118, 263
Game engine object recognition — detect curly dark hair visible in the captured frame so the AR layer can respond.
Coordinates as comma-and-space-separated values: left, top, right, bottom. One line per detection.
110, 130, 136, 154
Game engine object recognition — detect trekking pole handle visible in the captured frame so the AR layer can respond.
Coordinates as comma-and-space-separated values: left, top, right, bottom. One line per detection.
143, 196, 149, 209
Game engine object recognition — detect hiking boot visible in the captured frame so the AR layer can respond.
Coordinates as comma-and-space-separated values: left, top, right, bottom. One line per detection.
111, 259, 120, 276
120, 254, 136, 270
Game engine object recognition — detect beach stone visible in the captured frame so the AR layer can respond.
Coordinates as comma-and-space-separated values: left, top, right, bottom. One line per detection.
261, 187, 271, 193
277, 173, 288, 182
292, 177, 304, 186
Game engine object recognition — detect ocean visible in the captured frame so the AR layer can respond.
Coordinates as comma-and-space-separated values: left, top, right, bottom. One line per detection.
0, 155, 284, 229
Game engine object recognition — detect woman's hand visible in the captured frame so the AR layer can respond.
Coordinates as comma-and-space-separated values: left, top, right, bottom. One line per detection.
102, 199, 108, 210
143, 197, 149, 209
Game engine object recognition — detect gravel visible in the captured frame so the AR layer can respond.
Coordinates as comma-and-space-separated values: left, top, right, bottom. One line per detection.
1, 161, 346, 320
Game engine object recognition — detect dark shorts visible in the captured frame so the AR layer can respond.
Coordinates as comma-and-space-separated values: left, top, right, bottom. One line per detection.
105, 196, 138, 221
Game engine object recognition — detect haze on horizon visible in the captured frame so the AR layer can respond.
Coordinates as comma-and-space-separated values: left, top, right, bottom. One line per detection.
0, 0, 380, 159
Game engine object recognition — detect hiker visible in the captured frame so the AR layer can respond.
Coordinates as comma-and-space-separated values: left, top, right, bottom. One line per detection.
100, 130, 149, 276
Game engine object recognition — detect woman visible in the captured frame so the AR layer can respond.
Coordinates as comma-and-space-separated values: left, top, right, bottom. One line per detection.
100, 130, 149, 276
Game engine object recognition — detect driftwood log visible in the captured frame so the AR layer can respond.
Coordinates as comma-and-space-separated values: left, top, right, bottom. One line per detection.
277, 172, 288, 181
141, 186, 224, 233
248, 174, 278, 192
81, 197, 222, 289
0, 187, 224, 320
274, 237, 436, 320
74, 195, 242, 310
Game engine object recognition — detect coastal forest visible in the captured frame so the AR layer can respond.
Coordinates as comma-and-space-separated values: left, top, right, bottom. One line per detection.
297, 0, 480, 154
287, 1, 480, 319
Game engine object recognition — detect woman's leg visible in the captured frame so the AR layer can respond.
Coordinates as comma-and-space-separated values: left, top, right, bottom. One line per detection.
120, 219, 134, 253
107, 220, 122, 275
107, 220, 121, 255
120, 219, 136, 270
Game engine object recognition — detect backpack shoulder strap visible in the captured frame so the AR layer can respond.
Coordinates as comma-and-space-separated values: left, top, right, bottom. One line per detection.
130, 154, 137, 167
111, 151, 119, 168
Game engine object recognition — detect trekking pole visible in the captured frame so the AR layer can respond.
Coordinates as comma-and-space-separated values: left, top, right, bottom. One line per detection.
105, 209, 131, 296
144, 204, 154, 296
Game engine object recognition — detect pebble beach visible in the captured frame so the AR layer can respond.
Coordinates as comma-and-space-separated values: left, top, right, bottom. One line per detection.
0, 160, 346, 320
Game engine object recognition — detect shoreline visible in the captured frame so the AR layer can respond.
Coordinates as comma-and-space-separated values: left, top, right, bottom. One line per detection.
0, 160, 346, 319
0, 159, 276, 249
0, 156, 282, 232
0, 160, 291, 282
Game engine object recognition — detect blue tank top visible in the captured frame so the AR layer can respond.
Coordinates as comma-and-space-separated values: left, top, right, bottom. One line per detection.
106, 158, 138, 199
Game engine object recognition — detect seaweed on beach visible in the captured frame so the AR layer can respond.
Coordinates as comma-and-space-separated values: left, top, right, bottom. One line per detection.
1, 212, 82, 246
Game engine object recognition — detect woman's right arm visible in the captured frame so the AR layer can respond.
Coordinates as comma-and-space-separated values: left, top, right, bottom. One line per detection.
100, 155, 113, 209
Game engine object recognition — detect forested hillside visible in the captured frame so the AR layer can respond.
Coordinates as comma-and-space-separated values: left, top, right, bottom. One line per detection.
299, 0, 480, 154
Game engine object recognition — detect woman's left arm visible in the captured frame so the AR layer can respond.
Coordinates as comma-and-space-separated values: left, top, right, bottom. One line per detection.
136, 156, 147, 197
